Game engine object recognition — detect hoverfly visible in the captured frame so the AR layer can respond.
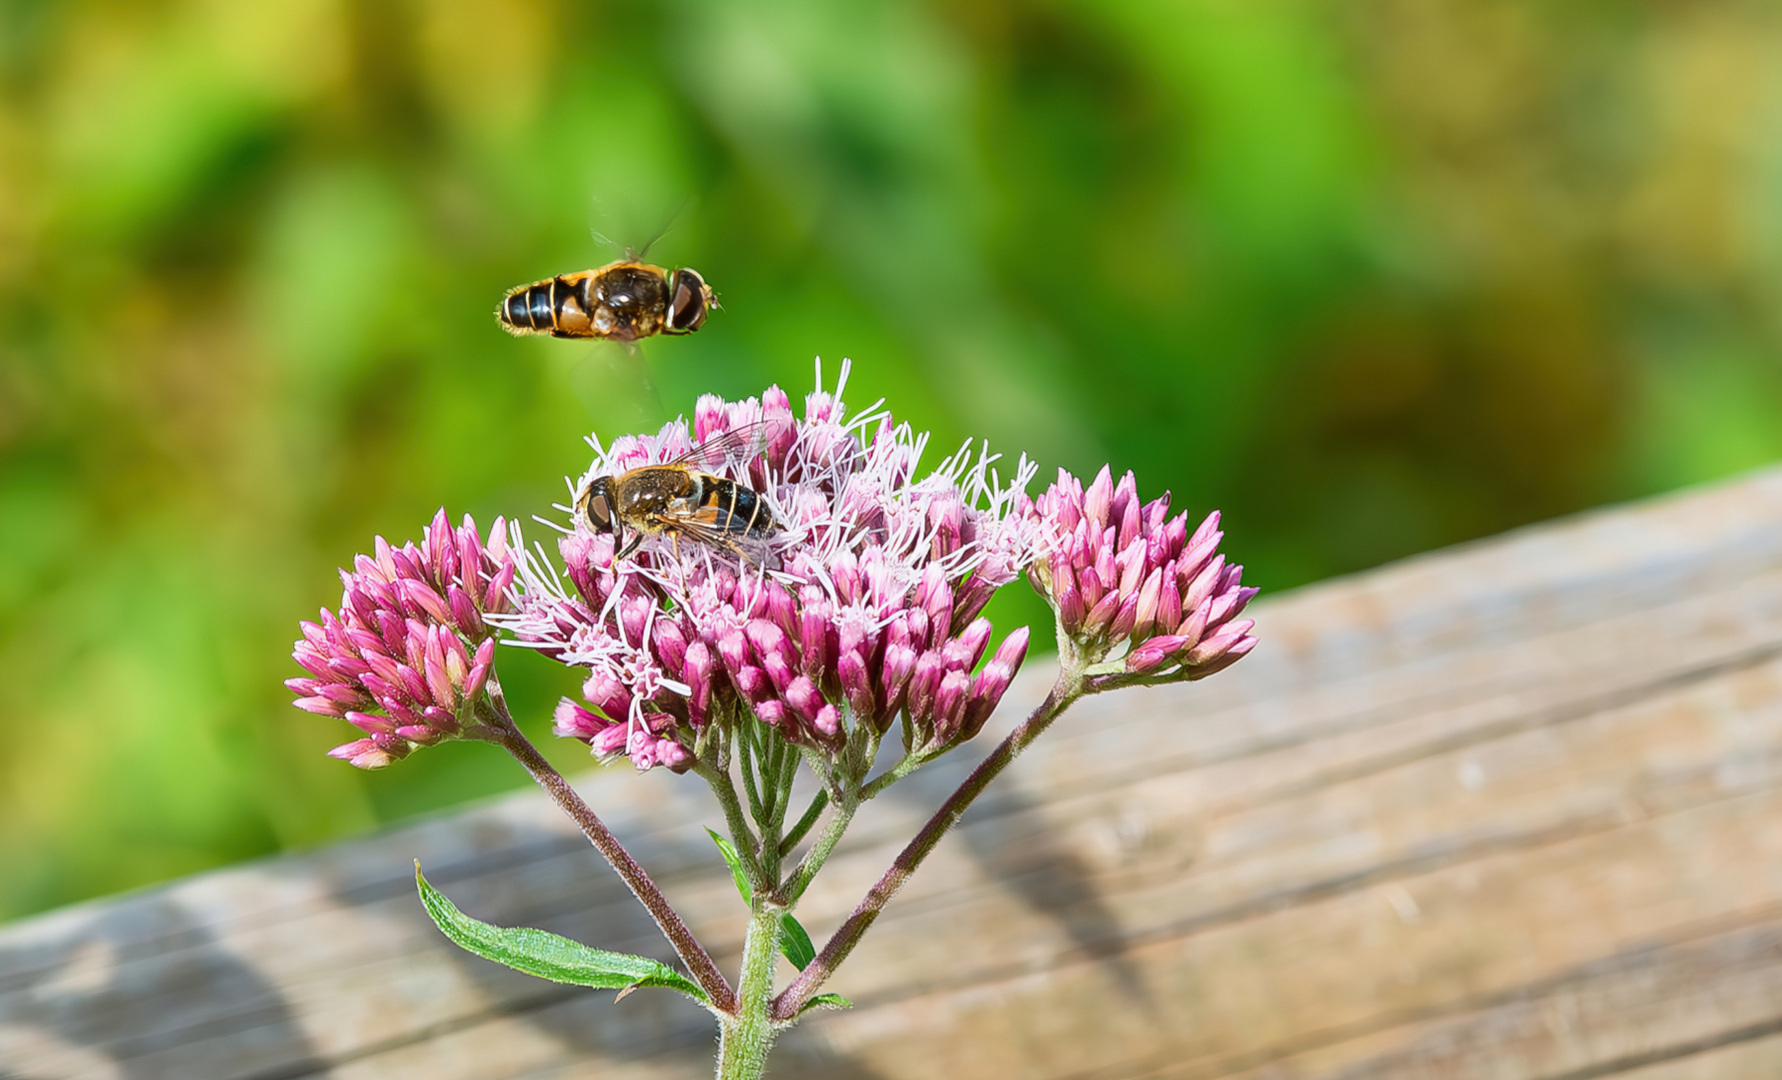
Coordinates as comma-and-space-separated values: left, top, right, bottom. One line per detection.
577, 424, 778, 562
498, 260, 715, 342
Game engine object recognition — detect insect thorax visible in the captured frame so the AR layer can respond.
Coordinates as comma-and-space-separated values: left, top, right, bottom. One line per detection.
617, 467, 698, 517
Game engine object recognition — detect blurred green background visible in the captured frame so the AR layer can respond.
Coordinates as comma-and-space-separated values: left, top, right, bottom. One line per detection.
4, 0, 1782, 923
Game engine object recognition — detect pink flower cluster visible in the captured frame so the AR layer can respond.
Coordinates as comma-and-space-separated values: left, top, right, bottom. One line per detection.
1029, 466, 1257, 680
504, 363, 1041, 770
287, 510, 516, 768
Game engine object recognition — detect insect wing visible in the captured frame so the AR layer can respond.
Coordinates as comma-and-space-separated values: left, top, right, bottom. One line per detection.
664, 420, 777, 471
667, 505, 777, 565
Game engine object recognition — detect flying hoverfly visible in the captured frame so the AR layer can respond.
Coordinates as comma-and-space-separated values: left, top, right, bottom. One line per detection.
577, 423, 779, 562
498, 260, 715, 342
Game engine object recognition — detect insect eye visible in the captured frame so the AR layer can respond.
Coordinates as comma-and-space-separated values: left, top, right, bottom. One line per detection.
667, 269, 709, 332
579, 480, 615, 532
587, 493, 613, 531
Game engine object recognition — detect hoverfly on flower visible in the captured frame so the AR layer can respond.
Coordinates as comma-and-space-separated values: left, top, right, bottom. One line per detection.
576, 423, 780, 562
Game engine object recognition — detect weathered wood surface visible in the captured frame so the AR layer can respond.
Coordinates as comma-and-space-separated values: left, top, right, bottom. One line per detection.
7, 465, 1782, 1080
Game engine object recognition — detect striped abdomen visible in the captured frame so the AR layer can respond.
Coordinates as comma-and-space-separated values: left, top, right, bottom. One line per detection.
692, 476, 775, 536
498, 274, 594, 339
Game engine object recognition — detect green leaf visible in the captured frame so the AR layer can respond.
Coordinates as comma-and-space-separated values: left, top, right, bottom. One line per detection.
415, 864, 707, 1004
706, 827, 753, 904
798, 992, 854, 1016
703, 832, 815, 969
778, 913, 816, 970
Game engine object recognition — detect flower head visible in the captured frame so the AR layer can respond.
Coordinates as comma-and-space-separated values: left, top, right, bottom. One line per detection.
501, 360, 1043, 769
288, 510, 516, 768
1028, 466, 1257, 680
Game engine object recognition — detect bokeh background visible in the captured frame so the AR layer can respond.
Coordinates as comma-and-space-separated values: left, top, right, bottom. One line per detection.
3, 0, 1782, 924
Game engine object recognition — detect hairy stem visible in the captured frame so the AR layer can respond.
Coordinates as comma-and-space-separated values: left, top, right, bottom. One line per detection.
700, 735, 768, 891
859, 751, 924, 800
737, 722, 766, 829
715, 901, 783, 1080
771, 675, 1082, 1020
771, 735, 799, 830
778, 788, 829, 857
760, 725, 785, 826
480, 694, 734, 1013
773, 790, 859, 907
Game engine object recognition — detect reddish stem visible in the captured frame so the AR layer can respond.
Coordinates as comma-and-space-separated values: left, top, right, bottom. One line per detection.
484, 698, 736, 1013
771, 677, 1077, 1021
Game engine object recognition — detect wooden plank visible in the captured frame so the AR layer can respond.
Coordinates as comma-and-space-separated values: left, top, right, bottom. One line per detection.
785, 693, 1782, 1078
4, 465, 1782, 1080
1211, 919, 1782, 1080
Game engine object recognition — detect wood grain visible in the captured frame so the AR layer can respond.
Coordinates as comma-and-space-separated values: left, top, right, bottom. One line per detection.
6, 465, 1782, 1079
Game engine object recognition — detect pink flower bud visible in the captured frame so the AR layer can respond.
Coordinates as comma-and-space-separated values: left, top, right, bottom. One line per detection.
906, 607, 931, 651
1156, 563, 1183, 634
1083, 466, 1113, 528
362, 648, 402, 689
314, 682, 367, 707
718, 629, 750, 676
653, 620, 689, 678
683, 642, 715, 712
1181, 553, 1225, 618
838, 650, 877, 722
988, 624, 1029, 676
931, 670, 970, 741
1076, 563, 1105, 612
1184, 636, 1257, 679
762, 650, 796, 695
1131, 566, 1163, 639
746, 619, 791, 666
554, 698, 608, 741
654, 737, 692, 772
1186, 620, 1256, 666
1125, 634, 1190, 674
1082, 590, 1120, 637
583, 669, 632, 718
695, 393, 728, 442
329, 739, 396, 769
629, 731, 658, 771
400, 584, 452, 627
447, 585, 484, 637
735, 665, 770, 703
907, 652, 944, 723
397, 664, 431, 707
1178, 596, 1213, 651
755, 699, 788, 728
620, 594, 651, 644
799, 594, 831, 678
881, 642, 918, 715
929, 495, 966, 558
963, 616, 997, 668
1093, 542, 1118, 596
763, 581, 799, 640
785, 676, 825, 723
591, 724, 630, 757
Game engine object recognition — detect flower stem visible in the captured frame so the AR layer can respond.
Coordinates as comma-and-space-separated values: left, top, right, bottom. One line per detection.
716, 901, 783, 1080
771, 674, 1081, 1020
778, 788, 829, 856
700, 736, 768, 890
859, 750, 924, 800
480, 693, 735, 1013
737, 722, 766, 827
773, 790, 858, 907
